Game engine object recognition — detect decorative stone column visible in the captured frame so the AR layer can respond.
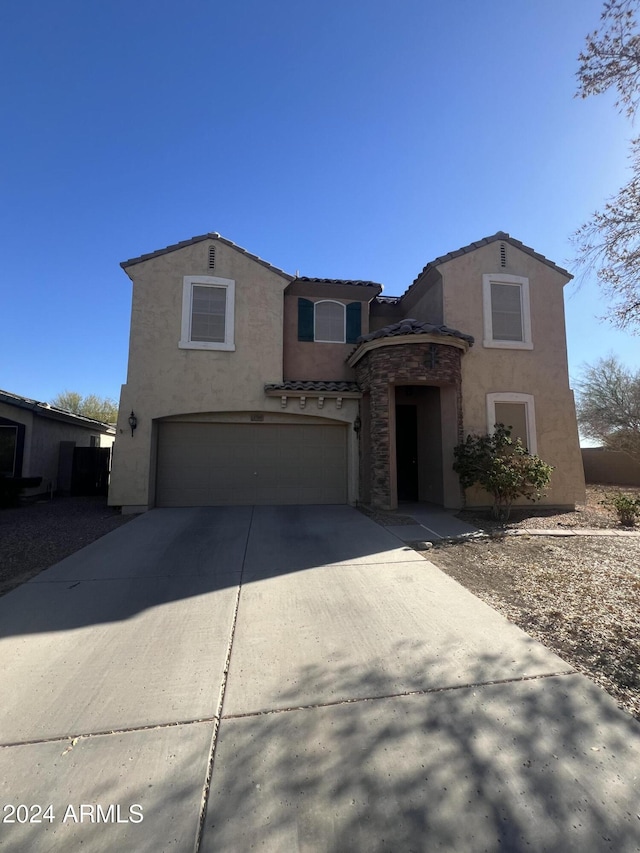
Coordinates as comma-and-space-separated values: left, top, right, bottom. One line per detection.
348, 320, 474, 510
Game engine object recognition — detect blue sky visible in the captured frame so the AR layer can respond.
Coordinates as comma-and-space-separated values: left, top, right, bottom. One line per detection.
2, 0, 638, 408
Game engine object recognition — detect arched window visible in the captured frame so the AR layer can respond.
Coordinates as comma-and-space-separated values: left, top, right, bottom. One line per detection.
314, 300, 346, 343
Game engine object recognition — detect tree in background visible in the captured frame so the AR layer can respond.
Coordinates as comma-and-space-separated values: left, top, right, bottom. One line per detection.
576, 355, 640, 462
574, 0, 640, 332
51, 391, 118, 424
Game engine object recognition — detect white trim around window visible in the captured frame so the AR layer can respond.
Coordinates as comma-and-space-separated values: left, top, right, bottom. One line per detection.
486, 392, 537, 455
482, 273, 532, 349
314, 299, 346, 343
179, 275, 235, 351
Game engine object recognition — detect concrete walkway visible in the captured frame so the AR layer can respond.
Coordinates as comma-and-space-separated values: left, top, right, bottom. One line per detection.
381, 502, 640, 541
384, 501, 481, 542
1, 506, 639, 852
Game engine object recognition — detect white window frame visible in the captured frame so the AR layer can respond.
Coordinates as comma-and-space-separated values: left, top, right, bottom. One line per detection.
482, 273, 532, 350
314, 299, 346, 343
179, 275, 235, 351
486, 392, 537, 455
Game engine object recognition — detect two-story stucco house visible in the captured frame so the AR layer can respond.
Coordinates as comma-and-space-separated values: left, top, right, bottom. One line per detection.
108, 231, 585, 514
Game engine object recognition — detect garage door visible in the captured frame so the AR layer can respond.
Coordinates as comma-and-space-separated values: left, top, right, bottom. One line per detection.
156, 422, 347, 506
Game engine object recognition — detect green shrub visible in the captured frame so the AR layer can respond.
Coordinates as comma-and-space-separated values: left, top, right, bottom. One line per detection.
453, 424, 554, 522
600, 492, 640, 527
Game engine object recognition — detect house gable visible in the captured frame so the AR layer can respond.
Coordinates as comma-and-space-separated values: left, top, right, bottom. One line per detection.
121, 235, 292, 406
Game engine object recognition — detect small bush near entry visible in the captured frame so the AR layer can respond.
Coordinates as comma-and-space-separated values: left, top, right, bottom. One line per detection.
453, 424, 554, 522
600, 493, 640, 527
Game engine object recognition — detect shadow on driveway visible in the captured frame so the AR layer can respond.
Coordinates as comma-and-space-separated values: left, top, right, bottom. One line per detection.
204, 648, 640, 853
0, 505, 419, 638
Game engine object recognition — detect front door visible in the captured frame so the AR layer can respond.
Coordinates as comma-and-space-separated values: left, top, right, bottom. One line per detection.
395, 404, 418, 501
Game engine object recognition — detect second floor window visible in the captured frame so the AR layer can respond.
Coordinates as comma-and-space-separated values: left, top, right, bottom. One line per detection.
482, 274, 532, 350
180, 276, 236, 351
191, 285, 226, 342
298, 298, 361, 343
315, 300, 346, 343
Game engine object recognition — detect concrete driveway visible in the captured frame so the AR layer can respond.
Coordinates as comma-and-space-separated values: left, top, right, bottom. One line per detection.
0, 506, 639, 852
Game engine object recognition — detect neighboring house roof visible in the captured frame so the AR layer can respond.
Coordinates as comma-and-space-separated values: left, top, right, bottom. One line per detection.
404, 231, 573, 298
121, 232, 295, 280
265, 380, 361, 394
0, 389, 116, 432
357, 319, 475, 346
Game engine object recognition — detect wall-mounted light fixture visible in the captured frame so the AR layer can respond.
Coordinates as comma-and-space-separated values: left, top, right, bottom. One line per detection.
353, 415, 361, 435
128, 410, 138, 437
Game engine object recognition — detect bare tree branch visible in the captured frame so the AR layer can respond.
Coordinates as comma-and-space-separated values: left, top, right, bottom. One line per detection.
576, 356, 640, 461
574, 1, 640, 332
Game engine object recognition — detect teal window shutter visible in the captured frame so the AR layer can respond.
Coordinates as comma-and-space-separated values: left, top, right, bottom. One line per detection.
298, 298, 314, 341
346, 302, 361, 343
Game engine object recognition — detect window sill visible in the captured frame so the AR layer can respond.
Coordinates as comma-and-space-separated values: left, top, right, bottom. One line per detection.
179, 340, 236, 351
483, 340, 533, 350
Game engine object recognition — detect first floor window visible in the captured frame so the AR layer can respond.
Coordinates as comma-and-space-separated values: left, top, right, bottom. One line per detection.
180, 276, 235, 351
486, 393, 537, 455
0, 426, 18, 476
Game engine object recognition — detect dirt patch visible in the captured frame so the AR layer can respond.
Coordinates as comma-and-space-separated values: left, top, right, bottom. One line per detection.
423, 534, 640, 721
459, 485, 640, 531
0, 496, 133, 597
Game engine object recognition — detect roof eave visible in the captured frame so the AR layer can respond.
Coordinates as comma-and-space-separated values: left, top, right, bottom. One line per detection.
120, 233, 295, 281
403, 232, 573, 301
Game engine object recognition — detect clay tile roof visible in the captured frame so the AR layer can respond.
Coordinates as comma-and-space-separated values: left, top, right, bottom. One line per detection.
120, 233, 295, 280
404, 231, 572, 297
264, 380, 360, 394
357, 318, 474, 346
294, 277, 383, 290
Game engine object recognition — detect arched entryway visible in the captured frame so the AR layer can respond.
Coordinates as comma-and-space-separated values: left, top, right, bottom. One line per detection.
348, 320, 474, 511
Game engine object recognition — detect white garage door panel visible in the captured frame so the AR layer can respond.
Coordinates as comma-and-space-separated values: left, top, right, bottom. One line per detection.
156, 423, 347, 506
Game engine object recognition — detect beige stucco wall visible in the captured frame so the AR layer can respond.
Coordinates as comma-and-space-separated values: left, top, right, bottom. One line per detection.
368, 300, 403, 331
435, 243, 585, 507
282, 287, 371, 381
283, 281, 372, 382
109, 239, 360, 509
398, 267, 444, 326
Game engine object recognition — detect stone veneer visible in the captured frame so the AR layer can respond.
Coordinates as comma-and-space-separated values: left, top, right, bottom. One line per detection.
354, 341, 464, 510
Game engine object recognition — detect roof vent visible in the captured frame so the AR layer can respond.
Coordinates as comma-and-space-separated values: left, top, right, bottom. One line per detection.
500, 243, 507, 268
208, 245, 216, 269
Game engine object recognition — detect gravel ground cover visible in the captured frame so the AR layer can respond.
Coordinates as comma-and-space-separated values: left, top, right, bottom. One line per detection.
418, 485, 640, 721
458, 484, 640, 531
0, 496, 132, 597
